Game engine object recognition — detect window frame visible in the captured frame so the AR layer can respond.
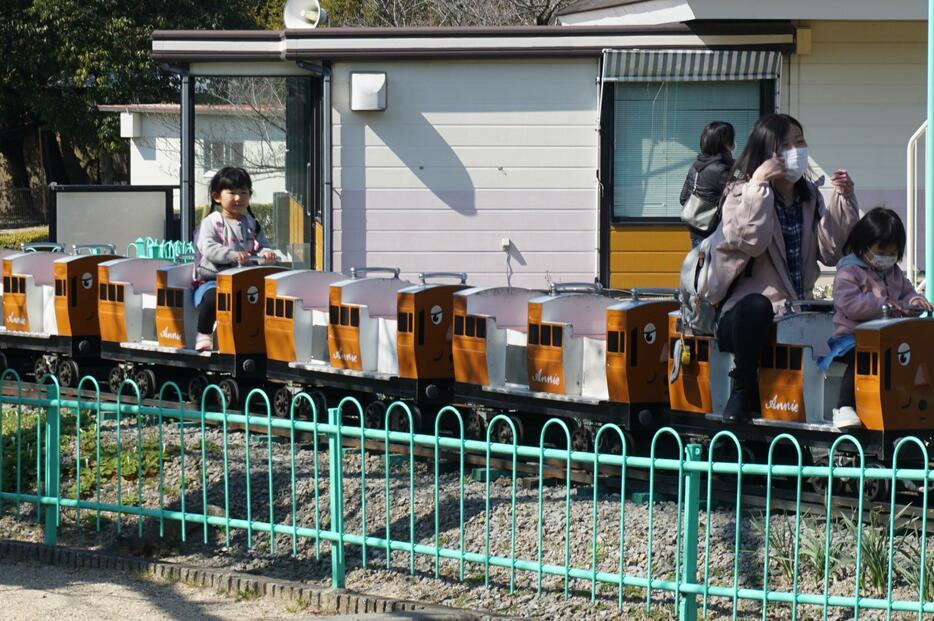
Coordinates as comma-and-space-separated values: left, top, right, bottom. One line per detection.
604, 78, 776, 226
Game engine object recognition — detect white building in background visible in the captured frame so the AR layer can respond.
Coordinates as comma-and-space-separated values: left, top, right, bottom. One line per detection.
98, 104, 287, 209
149, 2, 930, 285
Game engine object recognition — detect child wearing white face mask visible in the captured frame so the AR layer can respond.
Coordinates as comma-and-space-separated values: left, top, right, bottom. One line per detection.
822, 207, 933, 427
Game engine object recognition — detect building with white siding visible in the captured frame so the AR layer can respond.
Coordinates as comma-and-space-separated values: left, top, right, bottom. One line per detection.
148, 4, 928, 286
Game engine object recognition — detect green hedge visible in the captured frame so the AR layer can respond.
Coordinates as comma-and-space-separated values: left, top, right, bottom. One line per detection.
0, 226, 49, 250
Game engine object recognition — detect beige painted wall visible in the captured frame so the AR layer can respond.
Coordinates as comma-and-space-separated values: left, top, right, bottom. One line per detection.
330, 58, 601, 288
782, 21, 926, 208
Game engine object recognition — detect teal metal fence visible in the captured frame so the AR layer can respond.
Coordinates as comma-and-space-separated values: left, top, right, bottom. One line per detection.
2, 370, 934, 619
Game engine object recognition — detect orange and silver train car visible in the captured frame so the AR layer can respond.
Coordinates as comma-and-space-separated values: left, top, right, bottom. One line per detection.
97, 260, 283, 405
0, 249, 114, 385
264, 268, 468, 427
452, 284, 677, 446
667, 303, 934, 460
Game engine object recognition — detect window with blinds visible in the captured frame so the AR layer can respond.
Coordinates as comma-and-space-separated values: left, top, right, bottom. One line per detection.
612, 81, 761, 220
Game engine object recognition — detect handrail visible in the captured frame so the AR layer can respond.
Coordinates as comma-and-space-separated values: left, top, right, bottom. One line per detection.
72, 244, 116, 255
548, 282, 603, 295
418, 272, 468, 285
349, 267, 400, 279
631, 287, 678, 301
907, 120, 927, 284
21, 242, 64, 253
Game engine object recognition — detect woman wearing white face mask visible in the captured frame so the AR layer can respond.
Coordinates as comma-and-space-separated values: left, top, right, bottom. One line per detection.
703, 113, 860, 422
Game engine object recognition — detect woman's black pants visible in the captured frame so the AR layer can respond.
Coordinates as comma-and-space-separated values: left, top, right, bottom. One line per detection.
716, 293, 775, 390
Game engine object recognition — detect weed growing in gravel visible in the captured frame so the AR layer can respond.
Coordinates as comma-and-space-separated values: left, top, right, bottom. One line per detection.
236, 588, 262, 601
838, 505, 917, 594
623, 585, 641, 600
795, 518, 844, 585
285, 598, 310, 612
750, 513, 798, 583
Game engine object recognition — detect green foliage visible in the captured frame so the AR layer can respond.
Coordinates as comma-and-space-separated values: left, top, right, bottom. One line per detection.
0, 227, 49, 250
839, 506, 916, 594
750, 513, 798, 583
1, 1, 268, 180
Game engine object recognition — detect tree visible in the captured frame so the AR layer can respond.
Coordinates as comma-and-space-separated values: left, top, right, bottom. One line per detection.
0, 0, 575, 195
0, 1, 267, 190
320, 0, 575, 27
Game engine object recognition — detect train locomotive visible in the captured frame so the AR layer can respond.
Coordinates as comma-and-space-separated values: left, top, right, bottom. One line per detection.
1, 248, 932, 475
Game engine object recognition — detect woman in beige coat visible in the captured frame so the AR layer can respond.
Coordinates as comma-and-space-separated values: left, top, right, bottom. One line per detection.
705, 113, 859, 422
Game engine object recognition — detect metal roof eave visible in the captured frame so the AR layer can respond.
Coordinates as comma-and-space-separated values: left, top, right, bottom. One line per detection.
151, 23, 795, 64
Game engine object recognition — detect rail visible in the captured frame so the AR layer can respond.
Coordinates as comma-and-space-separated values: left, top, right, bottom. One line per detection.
2, 371, 934, 619
907, 120, 927, 285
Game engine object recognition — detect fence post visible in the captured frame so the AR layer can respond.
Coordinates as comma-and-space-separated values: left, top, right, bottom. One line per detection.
680, 443, 702, 621
43, 382, 61, 546
328, 405, 345, 588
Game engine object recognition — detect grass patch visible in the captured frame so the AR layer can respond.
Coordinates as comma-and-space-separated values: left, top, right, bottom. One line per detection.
285, 598, 311, 613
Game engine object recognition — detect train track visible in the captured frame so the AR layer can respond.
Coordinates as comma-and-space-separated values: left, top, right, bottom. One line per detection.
4, 380, 934, 534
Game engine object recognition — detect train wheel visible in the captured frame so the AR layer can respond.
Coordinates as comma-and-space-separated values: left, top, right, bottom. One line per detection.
187, 374, 209, 405
389, 404, 420, 433
108, 366, 127, 394
862, 462, 890, 504
490, 416, 518, 445
465, 411, 486, 440
291, 390, 314, 420
597, 429, 624, 456
365, 401, 387, 429
310, 390, 328, 422
571, 424, 593, 453
218, 378, 240, 409
46, 357, 60, 376
33, 357, 49, 381
134, 368, 157, 400
273, 386, 293, 418
57, 360, 80, 389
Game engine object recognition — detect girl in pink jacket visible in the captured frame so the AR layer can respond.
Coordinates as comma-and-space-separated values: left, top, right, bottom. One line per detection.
824, 208, 932, 426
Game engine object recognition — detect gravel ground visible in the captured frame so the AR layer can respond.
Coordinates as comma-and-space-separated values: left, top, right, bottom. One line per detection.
0, 559, 316, 620
1, 414, 932, 621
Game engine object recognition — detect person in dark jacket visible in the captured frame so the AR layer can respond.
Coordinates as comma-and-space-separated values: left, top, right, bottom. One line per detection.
679, 121, 736, 247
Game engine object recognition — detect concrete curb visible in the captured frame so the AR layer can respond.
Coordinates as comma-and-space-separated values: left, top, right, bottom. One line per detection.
0, 539, 519, 621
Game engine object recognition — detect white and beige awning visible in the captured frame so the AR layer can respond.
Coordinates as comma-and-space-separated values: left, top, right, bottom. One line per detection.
602, 48, 782, 82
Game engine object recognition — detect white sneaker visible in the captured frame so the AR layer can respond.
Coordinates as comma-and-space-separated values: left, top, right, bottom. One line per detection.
195, 332, 213, 352
832, 406, 861, 429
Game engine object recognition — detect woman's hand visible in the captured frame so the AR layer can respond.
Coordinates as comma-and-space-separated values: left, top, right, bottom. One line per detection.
235, 250, 251, 265
259, 251, 277, 265
830, 169, 854, 195
751, 153, 786, 184
908, 295, 934, 313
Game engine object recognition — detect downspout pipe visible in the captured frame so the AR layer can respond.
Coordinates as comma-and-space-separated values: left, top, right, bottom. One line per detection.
160, 63, 194, 243
927, 0, 934, 302
297, 61, 333, 272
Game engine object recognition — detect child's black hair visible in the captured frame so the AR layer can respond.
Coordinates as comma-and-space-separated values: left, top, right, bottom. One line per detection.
208, 166, 253, 205
699, 121, 735, 157
843, 207, 907, 261
207, 166, 261, 233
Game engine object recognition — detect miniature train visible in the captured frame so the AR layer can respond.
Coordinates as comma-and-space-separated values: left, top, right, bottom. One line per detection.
2, 248, 932, 473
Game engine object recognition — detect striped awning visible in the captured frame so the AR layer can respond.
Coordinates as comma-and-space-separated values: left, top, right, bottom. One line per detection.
602, 49, 782, 82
